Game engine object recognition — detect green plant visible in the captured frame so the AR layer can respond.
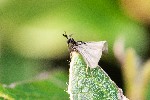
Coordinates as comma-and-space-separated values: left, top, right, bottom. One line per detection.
0, 70, 69, 100
68, 52, 128, 100
114, 37, 150, 100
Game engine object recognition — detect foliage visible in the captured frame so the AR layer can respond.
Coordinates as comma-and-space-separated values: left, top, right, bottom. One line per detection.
0, 0, 150, 99
0, 70, 69, 100
68, 52, 128, 100
114, 39, 150, 100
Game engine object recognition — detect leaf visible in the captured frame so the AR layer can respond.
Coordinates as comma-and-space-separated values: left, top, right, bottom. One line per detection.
0, 70, 69, 100
146, 80, 150, 100
116, 47, 150, 100
68, 52, 127, 100
122, 48, 137, 98
141, 60, 150, 100
0, 85, 14, 100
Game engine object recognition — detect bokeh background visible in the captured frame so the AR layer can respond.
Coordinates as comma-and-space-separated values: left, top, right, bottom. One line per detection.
1, 0, 150, 99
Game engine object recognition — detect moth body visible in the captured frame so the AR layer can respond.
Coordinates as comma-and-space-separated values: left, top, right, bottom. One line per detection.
63, 33, 108, 68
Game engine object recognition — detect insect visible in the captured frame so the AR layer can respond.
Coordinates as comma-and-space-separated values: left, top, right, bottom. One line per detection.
63, 33, 108, 68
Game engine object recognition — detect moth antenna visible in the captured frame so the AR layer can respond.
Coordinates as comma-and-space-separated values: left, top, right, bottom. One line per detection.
69, 34, 73, 38
63, 31, 68, 39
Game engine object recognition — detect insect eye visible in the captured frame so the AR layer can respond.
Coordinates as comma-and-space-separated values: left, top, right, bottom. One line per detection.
67, 40, 70, 44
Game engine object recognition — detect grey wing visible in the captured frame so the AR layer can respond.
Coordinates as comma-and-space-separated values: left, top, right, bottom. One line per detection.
75, 41, 108, 68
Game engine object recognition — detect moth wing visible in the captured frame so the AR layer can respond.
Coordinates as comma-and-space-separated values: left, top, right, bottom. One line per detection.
76, 41, 107, 68
84, 41, 108, 54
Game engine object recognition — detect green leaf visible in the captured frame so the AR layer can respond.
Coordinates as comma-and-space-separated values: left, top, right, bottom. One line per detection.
68, 52, 125, 100
146, 80, 150, 99
0, 70, 69, 100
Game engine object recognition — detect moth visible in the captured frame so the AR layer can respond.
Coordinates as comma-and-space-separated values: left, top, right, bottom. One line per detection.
63, 33, 108, 68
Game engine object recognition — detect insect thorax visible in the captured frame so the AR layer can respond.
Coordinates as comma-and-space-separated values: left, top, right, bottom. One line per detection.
68, 43, 76, 52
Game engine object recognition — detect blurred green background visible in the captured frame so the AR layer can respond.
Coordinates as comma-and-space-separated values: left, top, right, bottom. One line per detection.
1, 0, 150, 99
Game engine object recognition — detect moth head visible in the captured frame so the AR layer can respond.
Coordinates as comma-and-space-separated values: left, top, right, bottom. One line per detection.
63, 32, 76, 45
